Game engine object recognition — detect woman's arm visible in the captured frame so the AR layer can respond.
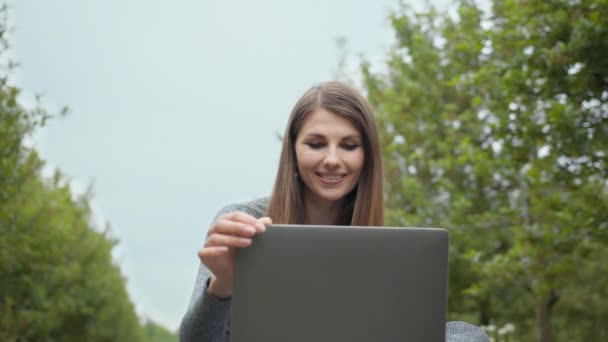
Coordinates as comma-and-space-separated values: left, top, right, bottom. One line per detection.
179, 200, 269, 341
179, 263, 231, 342
446, 321, 490, 342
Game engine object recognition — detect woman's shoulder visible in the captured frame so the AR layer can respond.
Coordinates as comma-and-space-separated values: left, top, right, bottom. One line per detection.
215, 197, 269, 219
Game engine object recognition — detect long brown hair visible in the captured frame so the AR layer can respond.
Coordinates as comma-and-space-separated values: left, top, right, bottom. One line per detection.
265, 81, 384, 226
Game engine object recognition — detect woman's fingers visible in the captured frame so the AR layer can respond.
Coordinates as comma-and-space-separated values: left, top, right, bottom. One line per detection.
212, 212, 273, 235
205, 233, 252, 248
221, 211, 258, 225
205, 211, 273, 250
259, 217, 272, 225
198, 246, 229, 258
209, 219, 256, 237
254, 217, 273, 232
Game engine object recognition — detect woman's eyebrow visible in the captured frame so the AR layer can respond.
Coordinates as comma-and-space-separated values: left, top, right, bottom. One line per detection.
302, 133, 361, 140
303, 133, 326, 139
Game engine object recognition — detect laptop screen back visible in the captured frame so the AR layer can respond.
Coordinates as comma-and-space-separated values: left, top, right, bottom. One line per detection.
232, 225, 449, 342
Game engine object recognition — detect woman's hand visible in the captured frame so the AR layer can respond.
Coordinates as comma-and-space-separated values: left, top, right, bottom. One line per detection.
198, 211, 272, 299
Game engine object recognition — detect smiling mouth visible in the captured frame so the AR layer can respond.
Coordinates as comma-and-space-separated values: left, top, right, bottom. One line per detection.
317, 173, 346, 184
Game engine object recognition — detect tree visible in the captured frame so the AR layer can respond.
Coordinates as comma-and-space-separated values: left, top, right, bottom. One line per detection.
361, 0, 608, 341
479, 1, 608, 341
142, 319, 179, 342
0, 3, 158, 341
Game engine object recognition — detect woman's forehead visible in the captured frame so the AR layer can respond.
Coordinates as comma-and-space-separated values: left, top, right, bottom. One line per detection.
298, 108, 360, 137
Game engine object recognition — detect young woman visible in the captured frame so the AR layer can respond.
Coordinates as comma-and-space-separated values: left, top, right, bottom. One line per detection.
180, 82, 489, 342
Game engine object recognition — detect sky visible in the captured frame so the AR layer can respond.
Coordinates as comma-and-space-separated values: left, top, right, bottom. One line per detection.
12, 0, 458, 330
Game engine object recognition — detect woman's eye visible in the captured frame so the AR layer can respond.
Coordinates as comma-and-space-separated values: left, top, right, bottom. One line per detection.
342, 144, 360, 151
306, 142, 324, 149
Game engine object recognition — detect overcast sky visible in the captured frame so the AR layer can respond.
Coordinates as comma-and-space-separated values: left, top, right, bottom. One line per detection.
13, 0, 460, 330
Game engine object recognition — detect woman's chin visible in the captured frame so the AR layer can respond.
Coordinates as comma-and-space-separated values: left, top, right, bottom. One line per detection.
311, 188, 352, 204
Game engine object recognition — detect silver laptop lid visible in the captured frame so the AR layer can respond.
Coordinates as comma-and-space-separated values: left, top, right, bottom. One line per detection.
232, 225, 449, 342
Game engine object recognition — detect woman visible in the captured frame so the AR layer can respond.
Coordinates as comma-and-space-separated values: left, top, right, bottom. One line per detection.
180, 82, 488, 342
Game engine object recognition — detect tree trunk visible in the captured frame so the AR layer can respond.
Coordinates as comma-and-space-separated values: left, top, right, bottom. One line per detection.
479, 296, 491, 326
535, 298, 552, 342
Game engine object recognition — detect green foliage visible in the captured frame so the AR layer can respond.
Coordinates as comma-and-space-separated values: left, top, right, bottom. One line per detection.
142, 320, 179, 342
0, 3, 177, 341
362, 0, 608, 341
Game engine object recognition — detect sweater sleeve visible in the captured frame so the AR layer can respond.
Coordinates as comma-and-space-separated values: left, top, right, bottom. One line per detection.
446, 321, 490, 342
179, 204, 235, 342
178, 263, 231, 342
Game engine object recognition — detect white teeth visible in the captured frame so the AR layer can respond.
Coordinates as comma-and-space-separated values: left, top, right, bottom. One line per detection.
322, 175, 342, 180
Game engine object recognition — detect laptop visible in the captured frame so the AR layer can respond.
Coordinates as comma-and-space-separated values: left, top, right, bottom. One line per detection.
232, 224, 449, 342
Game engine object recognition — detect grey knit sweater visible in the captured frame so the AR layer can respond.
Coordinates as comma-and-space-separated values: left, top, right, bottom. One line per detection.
179, 197, 489, 342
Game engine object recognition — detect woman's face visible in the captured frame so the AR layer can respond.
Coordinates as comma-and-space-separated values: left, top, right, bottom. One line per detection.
294, 108, 365, 204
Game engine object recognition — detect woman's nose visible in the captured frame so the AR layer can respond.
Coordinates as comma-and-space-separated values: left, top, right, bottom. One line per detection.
323, 147, 340, 168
